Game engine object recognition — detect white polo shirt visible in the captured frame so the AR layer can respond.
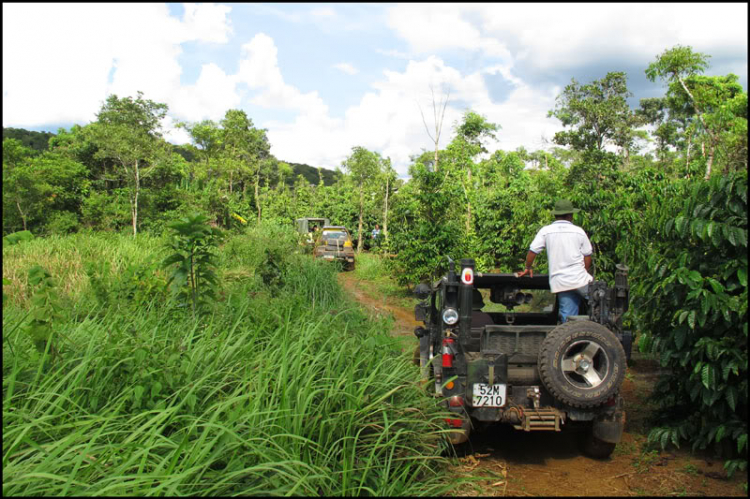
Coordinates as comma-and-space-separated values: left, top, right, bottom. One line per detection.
529, 220, 593, 293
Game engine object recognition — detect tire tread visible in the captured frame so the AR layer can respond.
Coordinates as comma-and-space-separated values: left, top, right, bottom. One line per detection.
538, 320, 626, 408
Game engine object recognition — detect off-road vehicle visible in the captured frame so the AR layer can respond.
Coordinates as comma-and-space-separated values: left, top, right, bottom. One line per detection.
313, 226, 356, 270
413, 257, 631, 458
296, 217, 330, 246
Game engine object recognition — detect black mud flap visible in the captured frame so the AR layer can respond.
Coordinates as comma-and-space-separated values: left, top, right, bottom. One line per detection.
592, 397, 626, 444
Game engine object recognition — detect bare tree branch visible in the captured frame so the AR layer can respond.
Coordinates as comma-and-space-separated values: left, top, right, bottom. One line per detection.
417, 84, 451, 171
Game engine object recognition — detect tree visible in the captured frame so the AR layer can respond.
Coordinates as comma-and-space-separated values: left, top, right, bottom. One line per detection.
418, 85, 451, 172
548, 72, 642, 156
216, 109, 272, 221
219, 110, 252, 196
3, 138, 36, 232
277, 161, 293, 190
450, 110, 500, 231
380, 158, 398, 245
3, 139, 89, 235
179, 120, 222, 185
645, 45, 722, 179
92, 91, 168, 237
342, 147, 381, 254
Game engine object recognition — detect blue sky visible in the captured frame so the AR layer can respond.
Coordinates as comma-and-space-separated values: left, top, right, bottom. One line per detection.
3, 3, 747, 177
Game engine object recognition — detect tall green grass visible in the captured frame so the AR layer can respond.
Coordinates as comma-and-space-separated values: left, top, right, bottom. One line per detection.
353, 253, 418, 310
3, 227, 458, 496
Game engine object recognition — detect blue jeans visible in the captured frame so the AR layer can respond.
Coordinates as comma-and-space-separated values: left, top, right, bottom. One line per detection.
557, 285, 589, 323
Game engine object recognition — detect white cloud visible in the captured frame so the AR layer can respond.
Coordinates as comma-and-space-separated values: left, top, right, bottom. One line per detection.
2, 3, 235, 128
181, 2, 233, 43
4, 2, 744, 178
387, 3, 748, 73
236, 34, 329, 116
162, 115, 192, 145
376, 48, 411, 59
171, 63, 241, 122
254, 52, 562, 176
387, 4, 512, 61
310, 6, 336, 18
333, 63, 358, 75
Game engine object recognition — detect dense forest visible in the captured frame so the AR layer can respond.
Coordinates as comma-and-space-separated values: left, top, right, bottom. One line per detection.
3, 43, 748, 490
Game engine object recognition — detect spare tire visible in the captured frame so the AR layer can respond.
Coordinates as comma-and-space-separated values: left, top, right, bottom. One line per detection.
538, 320, 626, 408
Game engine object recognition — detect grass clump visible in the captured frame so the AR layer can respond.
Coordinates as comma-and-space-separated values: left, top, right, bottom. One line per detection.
3, 226, 457, 496
354, 253, 418, 309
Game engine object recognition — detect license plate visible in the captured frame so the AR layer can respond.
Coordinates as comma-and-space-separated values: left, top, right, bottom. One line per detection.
472, 383, 507, 407
323, 255, 335, 260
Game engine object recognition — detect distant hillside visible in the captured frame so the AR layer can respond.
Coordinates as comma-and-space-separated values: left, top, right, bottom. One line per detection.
3, 127, 55, 152
285, 161, 339, 186
3, 127, 338, 186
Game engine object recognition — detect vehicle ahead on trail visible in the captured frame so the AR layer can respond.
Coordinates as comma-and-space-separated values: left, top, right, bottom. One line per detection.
313, 226, 356, 271
296, 217, 330, 246
413, 257, 632, 458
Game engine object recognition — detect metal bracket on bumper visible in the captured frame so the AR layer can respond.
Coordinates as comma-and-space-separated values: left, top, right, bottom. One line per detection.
512, 407, 566, 432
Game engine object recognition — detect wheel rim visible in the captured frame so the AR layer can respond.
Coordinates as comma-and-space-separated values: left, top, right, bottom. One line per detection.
560, 339, 610, 389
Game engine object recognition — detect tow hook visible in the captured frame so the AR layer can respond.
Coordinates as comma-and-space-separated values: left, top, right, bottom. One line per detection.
526, 386, 541, 409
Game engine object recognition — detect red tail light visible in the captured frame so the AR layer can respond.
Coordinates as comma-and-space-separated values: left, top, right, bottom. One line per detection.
445, 418, 463, 428
442, 338, 455, 367
448, 396, 464, 407
605, 396, 617, 406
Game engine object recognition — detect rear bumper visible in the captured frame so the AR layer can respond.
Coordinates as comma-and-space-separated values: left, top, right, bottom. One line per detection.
316, 253, 355, 262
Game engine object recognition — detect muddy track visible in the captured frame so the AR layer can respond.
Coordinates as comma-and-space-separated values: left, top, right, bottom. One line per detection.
338, 270, 746, 497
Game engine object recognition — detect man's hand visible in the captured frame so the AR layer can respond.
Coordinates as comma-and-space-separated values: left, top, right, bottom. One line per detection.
515, 267, 533, 278
515, 251, 537, 278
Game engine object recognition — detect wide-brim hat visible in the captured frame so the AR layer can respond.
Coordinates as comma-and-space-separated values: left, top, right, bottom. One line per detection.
552, 199, 580, 215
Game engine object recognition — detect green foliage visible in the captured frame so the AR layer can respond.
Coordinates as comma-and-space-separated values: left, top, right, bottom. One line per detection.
633, 170, 747, 474
85, 259, 167, 311
80, 189, 131, 231
3, 229, 455, 496
390, 162, 465, 286
548, 71, 644, 152
44, 211, 79, 235
24, 265, 64, 355
92, 91, 169, 236
646, 45, 710, 85
342, 146, 387, 252
2, 277, 10, 307
3, 140, 90, 236
3, 230, 34, 246
284, 161, 337, 186
2, 127, 54, 152
163, 213, 224, 317
2, 45, 748, 487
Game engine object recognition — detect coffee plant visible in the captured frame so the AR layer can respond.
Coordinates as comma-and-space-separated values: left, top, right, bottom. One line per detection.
632, 170, 748, 476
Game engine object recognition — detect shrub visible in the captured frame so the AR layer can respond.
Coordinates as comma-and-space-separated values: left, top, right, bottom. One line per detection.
44, 211, 79, 235
632, 170, 748, 476
162, 213, 224, 317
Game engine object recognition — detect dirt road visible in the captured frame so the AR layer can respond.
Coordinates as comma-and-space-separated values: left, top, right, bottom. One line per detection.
338, 271, 746, 497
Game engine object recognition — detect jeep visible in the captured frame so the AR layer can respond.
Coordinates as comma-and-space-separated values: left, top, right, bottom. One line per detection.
313, 226, 356, 270
413, 257, 631, 458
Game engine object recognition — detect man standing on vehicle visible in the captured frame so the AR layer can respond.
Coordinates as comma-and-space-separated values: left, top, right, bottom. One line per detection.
515, 199, 593, 323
